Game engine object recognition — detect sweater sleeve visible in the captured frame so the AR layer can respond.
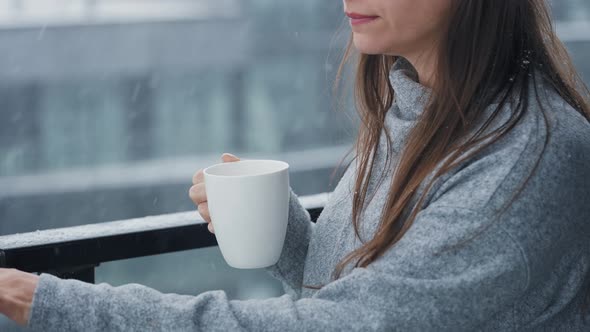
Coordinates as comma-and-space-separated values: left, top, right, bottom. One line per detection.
27, 207, 529, 332
264, 186, 314, 299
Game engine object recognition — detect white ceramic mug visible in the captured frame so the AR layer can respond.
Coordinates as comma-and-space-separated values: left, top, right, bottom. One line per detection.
203, 159, 290, 269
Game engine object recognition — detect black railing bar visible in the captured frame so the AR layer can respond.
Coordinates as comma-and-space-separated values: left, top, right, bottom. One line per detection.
0, 222, 218, 273
0, 197, 326, 280
0, 211, 203, 251
0, 191, 329, 251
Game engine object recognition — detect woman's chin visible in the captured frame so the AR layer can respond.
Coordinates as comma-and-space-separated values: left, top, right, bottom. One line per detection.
352, 35, 391, 55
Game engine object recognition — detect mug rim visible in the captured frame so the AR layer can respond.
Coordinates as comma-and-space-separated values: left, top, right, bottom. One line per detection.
203, 159, 289, 178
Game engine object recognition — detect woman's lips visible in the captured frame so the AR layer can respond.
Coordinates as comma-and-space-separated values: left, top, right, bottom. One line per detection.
345, 12, 379, 25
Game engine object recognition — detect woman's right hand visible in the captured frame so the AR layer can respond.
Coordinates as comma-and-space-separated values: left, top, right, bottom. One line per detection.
189, 153, 241, 233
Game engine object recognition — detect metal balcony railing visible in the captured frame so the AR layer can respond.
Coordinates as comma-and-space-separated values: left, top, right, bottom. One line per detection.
0, 192, 328, 283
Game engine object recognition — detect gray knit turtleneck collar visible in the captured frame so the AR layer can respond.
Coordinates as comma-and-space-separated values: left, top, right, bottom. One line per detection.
377, 57, 433, 158
387, 57, 431, 122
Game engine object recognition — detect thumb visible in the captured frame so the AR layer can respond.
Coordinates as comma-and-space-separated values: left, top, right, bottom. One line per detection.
221, 153, 240, 163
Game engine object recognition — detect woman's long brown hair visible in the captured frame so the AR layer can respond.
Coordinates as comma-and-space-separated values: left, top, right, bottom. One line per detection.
306, 0, 590, 307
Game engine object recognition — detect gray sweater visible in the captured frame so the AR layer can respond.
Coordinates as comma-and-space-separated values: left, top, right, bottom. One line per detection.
28, 59, 590, 331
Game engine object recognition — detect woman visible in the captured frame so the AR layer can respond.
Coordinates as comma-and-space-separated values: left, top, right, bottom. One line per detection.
1, 0, 590, 330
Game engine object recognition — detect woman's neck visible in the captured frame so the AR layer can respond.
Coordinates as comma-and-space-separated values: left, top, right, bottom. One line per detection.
401, 43, 440, 89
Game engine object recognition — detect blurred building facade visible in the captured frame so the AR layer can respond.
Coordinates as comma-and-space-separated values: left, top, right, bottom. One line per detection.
0, 2, 353, 330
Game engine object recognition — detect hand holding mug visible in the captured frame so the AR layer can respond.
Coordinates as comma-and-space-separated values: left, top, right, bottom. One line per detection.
191, 155, 290, 269
189, 153, 240, 234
